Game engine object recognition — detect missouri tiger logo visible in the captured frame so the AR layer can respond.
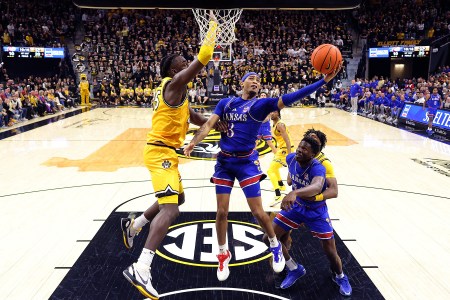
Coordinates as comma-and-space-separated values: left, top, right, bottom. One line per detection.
177, 129, 272, 160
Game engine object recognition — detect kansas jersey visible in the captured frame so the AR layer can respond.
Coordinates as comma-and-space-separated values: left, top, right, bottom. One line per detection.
272, 120, 292, 149
213, 96, 279, 153
147, 77, 190, 148
427, 93, 441, 109
286, 153, 326, 207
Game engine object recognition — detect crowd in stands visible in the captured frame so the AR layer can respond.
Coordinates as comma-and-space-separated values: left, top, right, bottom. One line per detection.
76, 9, 353, 106
0, 76, 79, 128
1, 0, 450, 129
355, 0, 450, 45
325, 68, 450, 127
0, 0, 77, 47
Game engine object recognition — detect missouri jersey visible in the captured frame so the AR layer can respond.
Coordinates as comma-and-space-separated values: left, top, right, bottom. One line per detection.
315, 151, 335, 178
147, 77, 189, 149
272, 120, 292, 149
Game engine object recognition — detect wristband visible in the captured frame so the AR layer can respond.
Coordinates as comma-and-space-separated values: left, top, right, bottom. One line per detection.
315, 193, 324, 201
197, 21, 218, 65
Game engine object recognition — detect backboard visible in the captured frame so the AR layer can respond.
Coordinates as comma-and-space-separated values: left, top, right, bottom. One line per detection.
73, 0, 362, 9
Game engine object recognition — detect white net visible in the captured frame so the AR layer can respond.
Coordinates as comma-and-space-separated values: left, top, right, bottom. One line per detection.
192, 9, 243, 46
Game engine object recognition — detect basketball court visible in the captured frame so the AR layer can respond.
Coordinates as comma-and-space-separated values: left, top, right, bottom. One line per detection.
1, 0, 450, 299
0, 105, 449, 299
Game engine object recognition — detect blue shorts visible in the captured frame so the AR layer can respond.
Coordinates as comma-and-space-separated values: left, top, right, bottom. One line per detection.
274, 202, 334, 239
211, 150, 265, 198
427, 108, 437, 117
257, 122, 272, 141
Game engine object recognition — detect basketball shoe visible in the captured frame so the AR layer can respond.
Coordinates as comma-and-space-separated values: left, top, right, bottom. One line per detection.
217, 250, 232, 281
332, 274, 352, 296
121, 218, 141, 249
123, 262, 159, 299
280, 265, 306, 289
270, 241, 285, 273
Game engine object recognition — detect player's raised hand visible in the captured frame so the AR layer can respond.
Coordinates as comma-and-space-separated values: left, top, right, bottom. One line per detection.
209, 10, 218, 23
184, 142, 195, 157
324, 61, 343, 83
281, 191, 296, 211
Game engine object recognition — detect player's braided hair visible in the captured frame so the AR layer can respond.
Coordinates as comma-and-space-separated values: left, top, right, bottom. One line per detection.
303, 129, 327, 151
160, 54, 179, 78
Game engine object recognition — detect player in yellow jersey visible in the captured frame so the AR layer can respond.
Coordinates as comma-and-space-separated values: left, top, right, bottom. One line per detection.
268, 109, 293, 203
121, 13, 225, 300
79, 74, 90, 106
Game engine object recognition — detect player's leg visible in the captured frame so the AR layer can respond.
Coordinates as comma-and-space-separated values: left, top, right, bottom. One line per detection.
211, 157, 235, 281
245, 194, 284, 273
307, 206, 352, 296
270, 209, 306, 289
216, 193, 232, 281
123, 146, 181, 299
427, 110, 435, 135
122, 177, 185, 249
236, 152, 285, 272
268, 151, 287, 202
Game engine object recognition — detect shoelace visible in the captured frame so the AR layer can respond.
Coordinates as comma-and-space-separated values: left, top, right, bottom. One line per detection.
217, 252, 229, 271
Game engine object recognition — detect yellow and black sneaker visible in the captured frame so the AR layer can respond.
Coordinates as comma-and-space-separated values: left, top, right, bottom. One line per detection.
121, 218, 141, 249
123, 263, 159, 299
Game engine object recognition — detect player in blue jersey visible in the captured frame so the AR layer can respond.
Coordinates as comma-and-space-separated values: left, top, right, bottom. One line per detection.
256, 92, 277, 154
266, 136, 352, 296
184, 66, 341, 281
423, 88, 442, 135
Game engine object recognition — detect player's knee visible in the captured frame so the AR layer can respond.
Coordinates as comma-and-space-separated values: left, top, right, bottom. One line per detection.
163, 204, 180, 220
216, 207, 228, 220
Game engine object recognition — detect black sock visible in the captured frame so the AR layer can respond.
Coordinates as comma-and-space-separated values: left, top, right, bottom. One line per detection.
278, 180, 284, 187
275, 189, 281, 196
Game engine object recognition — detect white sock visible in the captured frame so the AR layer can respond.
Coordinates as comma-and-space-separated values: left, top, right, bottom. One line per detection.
133, 214, 149, 231
285, 258, 298, 271
219, 244, 228, 254
336, 272, 345, 279
137, 248, 155, 268
268, 236, 279, 248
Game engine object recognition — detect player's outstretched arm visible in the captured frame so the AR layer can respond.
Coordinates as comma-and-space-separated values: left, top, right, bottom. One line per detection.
277, 63, 342, 109
184, 114, 221, 157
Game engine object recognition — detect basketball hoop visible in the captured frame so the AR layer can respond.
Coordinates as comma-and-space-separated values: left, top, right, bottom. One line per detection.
213, 57, 220, 69
192, 8, 243, 46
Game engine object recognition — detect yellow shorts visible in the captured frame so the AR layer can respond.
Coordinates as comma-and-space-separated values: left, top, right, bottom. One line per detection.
272, 148, 289, 167
144, 144, 184, 205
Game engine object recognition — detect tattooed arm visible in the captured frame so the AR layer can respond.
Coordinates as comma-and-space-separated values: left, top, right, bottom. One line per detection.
183, 114, 220, 157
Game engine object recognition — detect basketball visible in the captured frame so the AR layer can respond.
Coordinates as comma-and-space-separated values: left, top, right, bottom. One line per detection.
310, 44, 342, 74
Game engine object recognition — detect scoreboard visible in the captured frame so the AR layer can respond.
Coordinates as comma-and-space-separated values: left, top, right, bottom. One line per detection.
369, 46, 430, 58
2, 46, 65, 59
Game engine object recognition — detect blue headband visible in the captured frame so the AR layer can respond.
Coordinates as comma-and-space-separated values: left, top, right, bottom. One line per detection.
241, 72, 259, 82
